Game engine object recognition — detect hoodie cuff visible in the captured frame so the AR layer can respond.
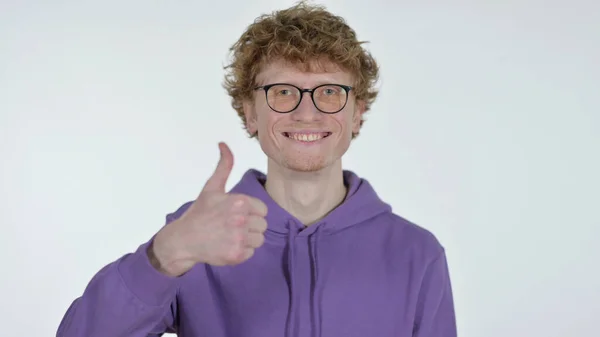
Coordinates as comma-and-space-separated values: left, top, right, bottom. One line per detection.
117, 240, 179, 307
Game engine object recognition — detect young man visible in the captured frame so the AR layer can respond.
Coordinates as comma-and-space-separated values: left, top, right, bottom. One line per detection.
57, 2, 457, 336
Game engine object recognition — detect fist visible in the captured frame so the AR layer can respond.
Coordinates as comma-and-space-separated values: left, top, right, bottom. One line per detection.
150, 142, 268, 276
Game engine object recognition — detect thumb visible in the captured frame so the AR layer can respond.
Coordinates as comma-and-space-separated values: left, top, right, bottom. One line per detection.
202, 142, 234, 193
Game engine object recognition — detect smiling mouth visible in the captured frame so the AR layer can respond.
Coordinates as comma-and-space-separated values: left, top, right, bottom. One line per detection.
283, 132, 332, 142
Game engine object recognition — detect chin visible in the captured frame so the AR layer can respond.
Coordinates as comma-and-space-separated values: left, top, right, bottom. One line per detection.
281, 155, 330, 172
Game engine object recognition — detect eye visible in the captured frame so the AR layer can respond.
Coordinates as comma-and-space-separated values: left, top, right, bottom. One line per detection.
318, 85, 342, 96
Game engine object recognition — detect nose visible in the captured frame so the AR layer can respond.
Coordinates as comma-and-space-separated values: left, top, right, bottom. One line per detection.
291, 92, 322, 122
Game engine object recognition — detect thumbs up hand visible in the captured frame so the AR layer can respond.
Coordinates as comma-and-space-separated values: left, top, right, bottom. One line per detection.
149, 142, 268, 277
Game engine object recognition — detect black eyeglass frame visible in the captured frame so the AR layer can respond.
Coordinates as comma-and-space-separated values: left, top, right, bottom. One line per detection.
253, 83, 353, 114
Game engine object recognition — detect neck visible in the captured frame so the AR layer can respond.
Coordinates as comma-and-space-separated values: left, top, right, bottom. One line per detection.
264, 159, 347, 226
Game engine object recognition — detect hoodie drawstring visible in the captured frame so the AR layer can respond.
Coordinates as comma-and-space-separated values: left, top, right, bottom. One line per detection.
286, 221, 297, 337
286, 221, 324, 337
310, 225, 323, 337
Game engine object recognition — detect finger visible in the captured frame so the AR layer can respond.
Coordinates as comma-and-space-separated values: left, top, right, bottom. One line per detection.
225, 194, 267, 217
241, 248, 255, 262
202, 142, 234, 193
246, 196, 268, 217
245, 232, 265, 249
225, 194, 255, 216
225, 247, 255, 265
226, 213, 247, 228
246, 215, 268, 233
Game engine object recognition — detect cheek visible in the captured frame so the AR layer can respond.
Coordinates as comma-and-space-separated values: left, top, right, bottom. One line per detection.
258, 111, 284, 135
335, 112, 356, 133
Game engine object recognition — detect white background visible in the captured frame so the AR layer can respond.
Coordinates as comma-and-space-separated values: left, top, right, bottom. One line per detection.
1, 0, 599, 336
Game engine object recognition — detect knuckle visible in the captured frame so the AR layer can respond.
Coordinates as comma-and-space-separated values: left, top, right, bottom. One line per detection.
229, 214, 247, 227
229, 195, 248, 208
233, 232, 247, 245
226, 248, 246, 263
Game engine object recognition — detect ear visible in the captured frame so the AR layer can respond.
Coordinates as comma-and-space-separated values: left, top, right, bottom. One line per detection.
243, 100, 258, 135
352, 100, 366, 134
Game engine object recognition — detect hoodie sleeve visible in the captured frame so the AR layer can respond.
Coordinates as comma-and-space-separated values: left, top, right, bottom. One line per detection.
56, 236, 181, 336
412, 250, 458, 337
56, 238, 180, 336
56, 203, 193, 336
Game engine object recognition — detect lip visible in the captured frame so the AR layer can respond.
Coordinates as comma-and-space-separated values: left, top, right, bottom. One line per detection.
282, 129, 331, 134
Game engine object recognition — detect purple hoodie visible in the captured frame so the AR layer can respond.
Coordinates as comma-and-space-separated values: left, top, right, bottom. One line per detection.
57, 169, 457, 337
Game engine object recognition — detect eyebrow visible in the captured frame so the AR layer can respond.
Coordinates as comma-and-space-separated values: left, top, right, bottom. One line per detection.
257, 79, 344, 87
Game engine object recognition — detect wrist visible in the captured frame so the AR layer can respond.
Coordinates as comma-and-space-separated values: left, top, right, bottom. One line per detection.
147, 234, 187, 277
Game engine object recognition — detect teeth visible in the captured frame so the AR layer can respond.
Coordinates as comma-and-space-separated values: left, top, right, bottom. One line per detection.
286, 133, 327, 142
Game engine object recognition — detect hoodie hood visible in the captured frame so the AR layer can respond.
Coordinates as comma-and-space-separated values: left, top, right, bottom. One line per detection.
229, 168, 392, 235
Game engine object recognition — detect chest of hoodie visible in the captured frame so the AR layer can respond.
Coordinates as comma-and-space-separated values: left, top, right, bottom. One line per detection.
175, 223, 419, 336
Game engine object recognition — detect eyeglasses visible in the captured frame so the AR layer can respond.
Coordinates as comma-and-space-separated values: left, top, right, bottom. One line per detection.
254, 83, 353, 114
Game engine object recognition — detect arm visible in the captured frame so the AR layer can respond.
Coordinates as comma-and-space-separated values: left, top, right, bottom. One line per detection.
56, 237, 180, 337
413, 250, 458, 337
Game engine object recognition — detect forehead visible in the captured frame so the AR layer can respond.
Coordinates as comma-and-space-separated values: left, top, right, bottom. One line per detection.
255, 59, 353, 86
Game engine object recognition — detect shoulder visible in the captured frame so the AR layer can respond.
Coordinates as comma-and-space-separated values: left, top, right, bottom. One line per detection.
373, 211, 446, 260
